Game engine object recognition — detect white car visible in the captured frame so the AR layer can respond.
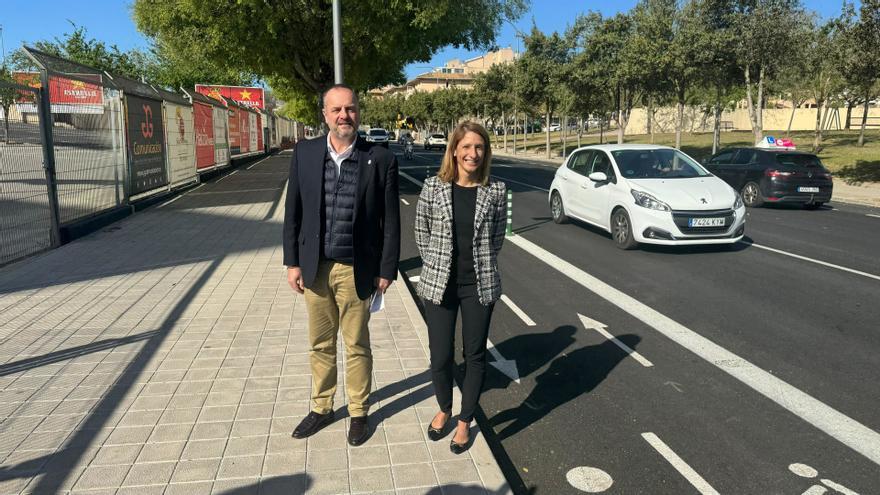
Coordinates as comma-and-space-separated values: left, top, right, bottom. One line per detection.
424, 133, 448, 151
549, 145, 745, 249
366, 128, 389, 148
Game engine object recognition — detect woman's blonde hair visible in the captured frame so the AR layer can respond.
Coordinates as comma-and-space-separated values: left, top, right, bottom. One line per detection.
436, 121, 492, 185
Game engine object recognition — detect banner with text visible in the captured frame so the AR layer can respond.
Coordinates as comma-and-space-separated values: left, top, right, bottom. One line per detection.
126, 95, 167, 195
194, 85, 265, 109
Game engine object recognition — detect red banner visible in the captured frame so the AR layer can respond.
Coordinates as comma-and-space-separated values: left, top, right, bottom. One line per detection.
194, 102, 215, 169
50, 74, 103, 105
195, 84, 265, 109
12, 72, 40, 103
257, 113, 264, 151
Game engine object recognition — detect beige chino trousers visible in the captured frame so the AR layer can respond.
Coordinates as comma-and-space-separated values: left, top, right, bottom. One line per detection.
303, 260, 372, 417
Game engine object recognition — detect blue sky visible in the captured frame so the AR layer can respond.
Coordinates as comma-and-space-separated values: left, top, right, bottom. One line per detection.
0, 0, 856, 82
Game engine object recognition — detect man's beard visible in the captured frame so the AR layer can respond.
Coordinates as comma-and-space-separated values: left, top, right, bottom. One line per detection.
333, 122, 356, 139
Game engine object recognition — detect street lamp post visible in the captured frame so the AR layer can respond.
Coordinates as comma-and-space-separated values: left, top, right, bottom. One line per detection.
332, 0, 343, 84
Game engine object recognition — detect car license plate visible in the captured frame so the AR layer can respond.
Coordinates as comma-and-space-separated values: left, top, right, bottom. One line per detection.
689, 217, 725, 227
798, 186, 820, 193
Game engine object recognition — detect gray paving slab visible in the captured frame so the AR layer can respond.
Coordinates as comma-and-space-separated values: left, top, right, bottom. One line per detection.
0, 151, 511, 494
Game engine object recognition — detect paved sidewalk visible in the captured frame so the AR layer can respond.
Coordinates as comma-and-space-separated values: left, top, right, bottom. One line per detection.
0, 152, 509, 494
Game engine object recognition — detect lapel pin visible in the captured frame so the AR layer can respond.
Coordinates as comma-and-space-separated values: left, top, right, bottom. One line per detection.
368, 159, 372, 165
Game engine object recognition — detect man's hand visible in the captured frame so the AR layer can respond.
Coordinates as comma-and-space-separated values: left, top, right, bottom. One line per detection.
374, 277, 392, 294
287, 266, 304, 294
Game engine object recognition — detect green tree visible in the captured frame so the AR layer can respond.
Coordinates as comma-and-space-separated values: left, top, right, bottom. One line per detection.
0, 64, 19, 144
133, 0, 527, 122
732, 0, 807, 144
804, 17, 846, 151
840, 0, 880, 146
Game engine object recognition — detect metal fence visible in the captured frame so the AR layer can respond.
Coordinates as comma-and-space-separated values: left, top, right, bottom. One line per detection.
0, 80, 57, 265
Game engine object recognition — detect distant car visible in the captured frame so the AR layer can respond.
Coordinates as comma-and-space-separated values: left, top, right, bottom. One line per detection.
549, 144, 746, 249
366, 128, 389, 148
704, 146, 832, 209
548, 124, 562, 132
424, 133, 448, 151
357, 129, 367, 140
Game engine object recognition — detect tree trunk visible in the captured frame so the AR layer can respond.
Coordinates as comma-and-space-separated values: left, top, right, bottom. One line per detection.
744, 66, 762, 144
713, 102, 722, 155
562, 115, 567, 158
599, 118, 604, 144
756, 65, 764, 143
858, 95, 869, 146
512, 108, 517, 154
524, 113, 529, 153
3, 111, 9, 144
786, 94, 798, 136
646, 96, 653, 142
578, 117, 584, 148
545, 106, 551, 159
502, 109, 507, 151
813, 98, 824, 151
675, 91, 684, 150
845, 100, 855, 130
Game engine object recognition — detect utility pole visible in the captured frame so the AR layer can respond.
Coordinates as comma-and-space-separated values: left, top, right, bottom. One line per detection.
332, 0, 343, 84
0, 25, 6, 65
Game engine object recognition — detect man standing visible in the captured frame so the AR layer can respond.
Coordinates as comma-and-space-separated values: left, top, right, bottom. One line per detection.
283, 84, 400, 446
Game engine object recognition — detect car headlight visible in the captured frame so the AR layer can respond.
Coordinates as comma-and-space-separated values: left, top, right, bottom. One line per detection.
733, 192, 744, 210
630, 190, 670, 211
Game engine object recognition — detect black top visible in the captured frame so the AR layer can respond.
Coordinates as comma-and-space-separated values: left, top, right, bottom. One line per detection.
452, 182, 478, 285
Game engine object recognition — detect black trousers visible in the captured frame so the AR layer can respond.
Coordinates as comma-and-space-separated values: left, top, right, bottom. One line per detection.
423, 283, 494, 422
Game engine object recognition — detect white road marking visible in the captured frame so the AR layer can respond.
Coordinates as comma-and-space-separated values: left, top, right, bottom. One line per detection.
566, 466, 613, 493
215, 170, 238, 182
867, 214, 880, 219
400, 171, 423, 187
578, 314, 653, 367
642, 433, 720, 495
487, 338, 520, 383
742, 241, 880, 282
246, 155, 272, 170
789, 463, 861, 495
491, 174, 550, 192
500, 295, 536, 326
400, 198, 410, 206
408, 275, 420, 282
157, 183, 204, 208
510, 234, 880, 466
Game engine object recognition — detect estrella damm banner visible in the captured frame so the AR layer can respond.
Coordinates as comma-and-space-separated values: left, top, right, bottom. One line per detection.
125, 94, 167, 195
194, 84, 265, 109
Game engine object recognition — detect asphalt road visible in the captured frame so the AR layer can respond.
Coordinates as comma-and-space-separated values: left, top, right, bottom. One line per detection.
389, 142, 880, 494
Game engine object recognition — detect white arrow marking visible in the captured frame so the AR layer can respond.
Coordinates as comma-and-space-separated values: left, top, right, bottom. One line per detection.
487, 338, 520, 384
664, 381, 684, 393
578, 313, 653, 367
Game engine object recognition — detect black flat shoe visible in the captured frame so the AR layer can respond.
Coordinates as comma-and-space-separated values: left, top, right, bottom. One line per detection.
450, 436, 470, 454
427, 413, 451, 441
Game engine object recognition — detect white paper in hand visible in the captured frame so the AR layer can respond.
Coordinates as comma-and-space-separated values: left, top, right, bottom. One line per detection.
369, 290, 385, 313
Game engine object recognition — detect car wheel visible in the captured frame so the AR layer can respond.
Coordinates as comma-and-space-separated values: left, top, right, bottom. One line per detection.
611, 209, 638, 250
741, 182, 764, 208
550, 191, 568, 224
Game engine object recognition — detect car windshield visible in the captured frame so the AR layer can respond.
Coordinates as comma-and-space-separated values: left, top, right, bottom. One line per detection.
612, 149, 710, 179
431, 134, 445, 139
369, 130, 386, 136
775, 153, 824, 169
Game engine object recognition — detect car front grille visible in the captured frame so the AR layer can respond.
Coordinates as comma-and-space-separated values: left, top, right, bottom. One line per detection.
671, 209, 735, 235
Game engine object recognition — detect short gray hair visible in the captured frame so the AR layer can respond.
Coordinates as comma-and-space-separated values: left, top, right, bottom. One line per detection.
321, 84, 359, 107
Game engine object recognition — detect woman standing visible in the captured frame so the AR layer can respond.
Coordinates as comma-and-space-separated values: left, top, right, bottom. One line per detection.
415, 122, 507, 454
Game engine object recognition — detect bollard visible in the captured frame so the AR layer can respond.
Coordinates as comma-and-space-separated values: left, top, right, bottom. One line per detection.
506, 189, 514, 237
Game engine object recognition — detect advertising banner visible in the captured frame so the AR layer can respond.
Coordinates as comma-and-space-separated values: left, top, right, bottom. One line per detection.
257, 113, 264, 152
249, 112, 258, 153
238, 109, 249, 154
212, 106, 229, 166
194, 102, 215, 169
228, 107, 240, 155
194, 84, 265, 109
164, 102, 196, 186
13, 72, 104, 114
126, 94, 167, 195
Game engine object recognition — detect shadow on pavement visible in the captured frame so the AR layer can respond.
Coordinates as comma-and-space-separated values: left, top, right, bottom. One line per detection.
489, 335, 640, 441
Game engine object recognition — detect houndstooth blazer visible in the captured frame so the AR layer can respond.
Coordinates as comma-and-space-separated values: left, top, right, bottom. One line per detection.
415, 176, 507, 305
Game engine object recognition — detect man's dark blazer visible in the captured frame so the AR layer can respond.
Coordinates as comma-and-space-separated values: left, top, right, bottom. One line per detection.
283, 135, 400, 300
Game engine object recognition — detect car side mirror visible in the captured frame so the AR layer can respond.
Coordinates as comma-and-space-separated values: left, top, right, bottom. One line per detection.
588, 171, 608, 182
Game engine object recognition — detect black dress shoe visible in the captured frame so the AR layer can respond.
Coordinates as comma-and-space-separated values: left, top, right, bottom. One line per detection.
348, 415, 370, 446
292, 410, 334, 439
427, 414, 451, 441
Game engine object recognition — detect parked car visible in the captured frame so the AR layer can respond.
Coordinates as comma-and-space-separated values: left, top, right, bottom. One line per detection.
548, 124, 562, 132
549, 145, 746, 249
703, 146, 832, 209
424, 133, 448, 151
366, 128, 389, 148
357, 129, 367, 140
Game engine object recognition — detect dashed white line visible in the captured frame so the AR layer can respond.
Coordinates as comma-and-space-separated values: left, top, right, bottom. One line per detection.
742, 241, 880, 281
510, 234, 880, 466
491, 174, 549, 192
156, 183, 204, 208
500, 295, 536, 326
400, 198, 410, 206
642, 433, 720, 495
246, 155, 273, 170
867, 214, 880, 219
